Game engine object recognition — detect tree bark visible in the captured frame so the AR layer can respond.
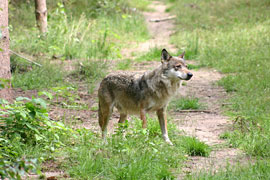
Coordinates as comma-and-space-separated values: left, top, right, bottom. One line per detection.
35, 0, 48, 33
0, 0, 12, 100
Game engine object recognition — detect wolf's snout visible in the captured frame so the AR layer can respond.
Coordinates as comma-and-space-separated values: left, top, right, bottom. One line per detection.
187, 72, 193, 79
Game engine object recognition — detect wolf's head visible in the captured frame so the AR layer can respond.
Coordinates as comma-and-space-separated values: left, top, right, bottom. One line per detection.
161, 49, 193, 81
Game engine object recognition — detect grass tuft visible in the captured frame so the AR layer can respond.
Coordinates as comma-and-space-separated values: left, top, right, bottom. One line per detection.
168, 97, 203, 111
181, 136, 211, 157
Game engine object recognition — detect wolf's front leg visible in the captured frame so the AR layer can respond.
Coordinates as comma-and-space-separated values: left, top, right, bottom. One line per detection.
157, 108, 173, 145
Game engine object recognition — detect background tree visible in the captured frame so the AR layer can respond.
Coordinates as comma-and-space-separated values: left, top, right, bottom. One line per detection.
35, 0, 48, 33
0, 0, 12, 100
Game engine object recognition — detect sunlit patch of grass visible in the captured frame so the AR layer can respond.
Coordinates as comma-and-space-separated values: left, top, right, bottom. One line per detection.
187, 63, 203, 70
168, 97, 203, 111
135, 47, 163, 62
188, 160, 270, 180
128, 0, 152, 11
181, 136, 211, 157
12, 62, 65, 90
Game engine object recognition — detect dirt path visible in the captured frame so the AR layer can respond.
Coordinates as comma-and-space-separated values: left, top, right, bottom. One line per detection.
121, 1, 246, 178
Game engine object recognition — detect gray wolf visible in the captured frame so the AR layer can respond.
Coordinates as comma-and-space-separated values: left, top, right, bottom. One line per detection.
98, 49, 193, 145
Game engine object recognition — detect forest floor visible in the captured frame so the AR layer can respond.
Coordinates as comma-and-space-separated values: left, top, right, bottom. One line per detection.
17, 1, 250, 179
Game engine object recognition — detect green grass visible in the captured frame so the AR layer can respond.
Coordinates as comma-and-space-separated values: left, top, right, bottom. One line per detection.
188, 160, 270, 180
135, 47, 163, 62
65, 117, 185, 179
116, 59, 132, 70
168, 97, 203, 111
187, 63, 203, 70
9, 0, 150, 91
71, 59, 108, 93
61, 116, 210, 179
0, 93, 211, 179
181, 136, 211, 157
167, 0, 270, 158
12, 62, 65, 90
128, 0, 152, 11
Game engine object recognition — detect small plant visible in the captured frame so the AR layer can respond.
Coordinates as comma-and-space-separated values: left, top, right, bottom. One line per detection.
181, 136, 211, 157
0, 96, 73, 146
219, 131, 231, 139
168, 97, 202, 111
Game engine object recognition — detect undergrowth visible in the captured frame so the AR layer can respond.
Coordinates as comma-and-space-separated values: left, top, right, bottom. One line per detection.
168, 97, 203, 111
9, 0, 150, 91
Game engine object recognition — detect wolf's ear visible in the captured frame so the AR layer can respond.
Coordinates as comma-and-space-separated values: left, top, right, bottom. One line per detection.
161, 49, 171, 63
179, 51, 185, 59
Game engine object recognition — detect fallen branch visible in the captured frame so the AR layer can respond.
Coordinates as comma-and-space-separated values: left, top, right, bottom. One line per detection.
9, 50, 42, 67
175, 109, 214, 114
149, 15, 176, 22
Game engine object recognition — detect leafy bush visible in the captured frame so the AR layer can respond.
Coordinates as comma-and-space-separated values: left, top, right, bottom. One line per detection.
0, 96, 75, 179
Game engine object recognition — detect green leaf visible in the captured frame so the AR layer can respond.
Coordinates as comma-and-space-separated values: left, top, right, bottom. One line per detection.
38, 91, 53, 100
16, 97, 31, 102
32, 98, 47, 109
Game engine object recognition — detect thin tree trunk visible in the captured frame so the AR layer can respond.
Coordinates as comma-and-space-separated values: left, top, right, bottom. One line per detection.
0, 0, 12, 100
35, 0, 48, 33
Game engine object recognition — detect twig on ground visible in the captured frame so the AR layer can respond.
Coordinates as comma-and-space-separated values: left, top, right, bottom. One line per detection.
9, 50, 42, 67
149, 15, 176, 22
175, 109, 214, 114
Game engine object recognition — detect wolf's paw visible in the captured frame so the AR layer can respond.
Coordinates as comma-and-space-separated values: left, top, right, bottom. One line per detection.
165, 139, 173, 146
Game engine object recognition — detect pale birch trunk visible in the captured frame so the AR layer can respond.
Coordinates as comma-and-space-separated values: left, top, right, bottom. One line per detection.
0, 0, 12, 100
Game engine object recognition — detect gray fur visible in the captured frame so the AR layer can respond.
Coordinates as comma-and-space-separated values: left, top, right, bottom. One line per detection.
98, 49, 193, 145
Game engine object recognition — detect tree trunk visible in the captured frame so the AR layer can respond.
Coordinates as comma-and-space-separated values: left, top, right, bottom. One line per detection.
35, 0, 48, 33
0, 0, 12, 100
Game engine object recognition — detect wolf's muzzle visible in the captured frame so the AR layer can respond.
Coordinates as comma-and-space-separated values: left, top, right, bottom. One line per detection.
186, 72, 193, 80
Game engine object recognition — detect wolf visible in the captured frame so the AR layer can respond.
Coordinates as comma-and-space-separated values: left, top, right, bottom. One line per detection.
98, 49, 193, 145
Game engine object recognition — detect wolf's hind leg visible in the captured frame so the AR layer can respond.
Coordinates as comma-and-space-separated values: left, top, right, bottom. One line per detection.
98, 101, 113, 139
157, 108, 173, 145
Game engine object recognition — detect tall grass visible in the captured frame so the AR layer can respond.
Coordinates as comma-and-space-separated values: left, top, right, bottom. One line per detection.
9, 0, 150, 90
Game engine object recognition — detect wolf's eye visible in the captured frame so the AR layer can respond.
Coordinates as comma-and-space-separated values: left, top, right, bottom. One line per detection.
175, 65, 182, 68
